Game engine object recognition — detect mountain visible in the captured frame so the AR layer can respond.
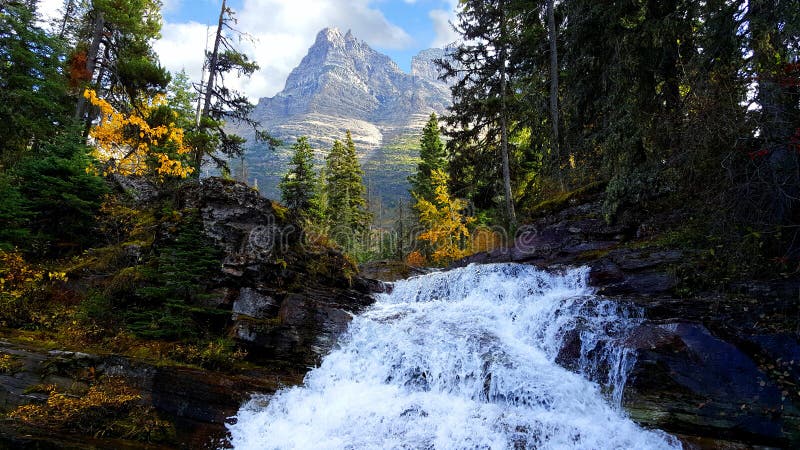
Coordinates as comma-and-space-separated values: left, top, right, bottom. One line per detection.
229, 27, 452, 216
247, 27, 451, 148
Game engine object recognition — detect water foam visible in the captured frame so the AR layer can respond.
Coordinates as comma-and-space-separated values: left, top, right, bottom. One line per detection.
227, 263, 681, 450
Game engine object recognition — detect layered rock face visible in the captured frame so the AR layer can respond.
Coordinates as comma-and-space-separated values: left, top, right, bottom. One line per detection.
245, 27, 451, 149
1, 178, 384, 448
176, 178, 380, 367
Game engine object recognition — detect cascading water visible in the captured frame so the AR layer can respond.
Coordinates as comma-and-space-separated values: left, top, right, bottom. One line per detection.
227, 263, 682, 450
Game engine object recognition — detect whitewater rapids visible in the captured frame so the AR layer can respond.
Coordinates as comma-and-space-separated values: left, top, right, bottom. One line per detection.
226, 263, 681, 450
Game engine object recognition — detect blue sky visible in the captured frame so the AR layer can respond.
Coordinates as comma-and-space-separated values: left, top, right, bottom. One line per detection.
37, 0, 459, 100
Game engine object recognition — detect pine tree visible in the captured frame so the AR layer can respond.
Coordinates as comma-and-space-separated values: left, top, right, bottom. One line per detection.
0, 173, 30, 250
167, 70, 196, 129
12, 128, 108, 254
71, 0, 169, 122
325, 131, 371, 236
409, 113, 447, 204
437, 0, 519, 228
280, 137, 317, 214
309, 166, 329, 224
0, 1, 73, 164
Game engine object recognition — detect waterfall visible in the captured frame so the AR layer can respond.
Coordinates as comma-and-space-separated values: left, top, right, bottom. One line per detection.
226, 263, 682, 450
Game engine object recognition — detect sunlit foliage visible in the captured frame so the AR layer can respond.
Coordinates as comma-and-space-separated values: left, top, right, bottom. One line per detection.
85, 89, 193, 178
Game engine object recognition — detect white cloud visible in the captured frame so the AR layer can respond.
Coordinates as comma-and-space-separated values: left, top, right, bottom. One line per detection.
152, 21, 210, 85
428, 0, 460, 48
162, 0, 182, 14
155, 0, 414, 102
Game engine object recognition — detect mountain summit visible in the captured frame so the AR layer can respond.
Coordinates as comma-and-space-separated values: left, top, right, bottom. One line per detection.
244, 27, 452, 149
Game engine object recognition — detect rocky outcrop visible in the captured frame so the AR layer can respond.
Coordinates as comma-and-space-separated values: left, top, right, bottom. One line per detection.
175, 178, 377, 368
623, 321, 799, 446
1, 177, 381, 448
0, 340, 305, 449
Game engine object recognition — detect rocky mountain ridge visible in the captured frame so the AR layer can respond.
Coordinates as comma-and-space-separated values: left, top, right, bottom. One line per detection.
244, 27, 451, 149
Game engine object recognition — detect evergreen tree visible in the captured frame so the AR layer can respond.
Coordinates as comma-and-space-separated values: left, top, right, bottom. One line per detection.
325, 131, 371, 236
437, 0, 519, 227
0, 1, 73, 164
0, 173, 30, 250
13, 129, 108, 254
167, 69, 197, 128
409, 113, 447, 204
131, 214, 223, 340
280, 137, 317, 215
70, 0, 170, 121
310, 166, 329, 224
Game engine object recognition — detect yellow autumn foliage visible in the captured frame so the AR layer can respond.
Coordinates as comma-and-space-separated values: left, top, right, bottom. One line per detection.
414, 169, 474, 265
0, 250, 44, 299
9, 377, 173, 440
84, 89, 193, 178
10, 378, 140, 426
469, 227, 504, 254
405, 250, 426, 267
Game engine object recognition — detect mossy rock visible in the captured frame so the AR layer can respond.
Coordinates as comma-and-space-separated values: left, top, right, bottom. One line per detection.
522, 181, 607, 219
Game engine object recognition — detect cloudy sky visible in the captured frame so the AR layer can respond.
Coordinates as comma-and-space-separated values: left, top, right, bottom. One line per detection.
38, 0, 460, 102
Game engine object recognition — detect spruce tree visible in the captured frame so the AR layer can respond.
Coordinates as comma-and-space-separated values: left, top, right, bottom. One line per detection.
325, 131, 371, 236
13, 129, 108, 254
409, 113, 447, 204
280, 137, 317, 215
70, 0, 170, 121
437, 0, 518, 227
0, 1, 72, 164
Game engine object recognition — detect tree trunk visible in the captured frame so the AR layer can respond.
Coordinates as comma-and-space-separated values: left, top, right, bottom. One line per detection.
202, 0, 225, 119
58, 0, 75, 39
547, 0, 563, 189
73, 10, 104, 120
499, 1, 517, 230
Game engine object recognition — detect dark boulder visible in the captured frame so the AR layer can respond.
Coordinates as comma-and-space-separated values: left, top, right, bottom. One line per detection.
623, 322, 799, 446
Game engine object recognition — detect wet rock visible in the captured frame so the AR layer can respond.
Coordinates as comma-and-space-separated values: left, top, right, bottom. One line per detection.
609, 249, 683, 271
624, 322, 800, 446
359, 260, 426, 283
588, 259, 625, 285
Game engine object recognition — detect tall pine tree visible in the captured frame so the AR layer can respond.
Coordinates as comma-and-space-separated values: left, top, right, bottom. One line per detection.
437, 0, 519, 227
193, 0, 279, 173
280, 137, 318, 215
409, 113, 447, 204
0, 1, 72, 164
325, 131, 371, 236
